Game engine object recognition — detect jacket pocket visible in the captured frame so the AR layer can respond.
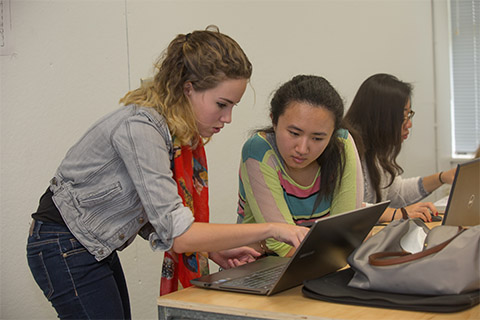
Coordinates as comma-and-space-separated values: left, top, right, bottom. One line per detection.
76, 182, 122, 208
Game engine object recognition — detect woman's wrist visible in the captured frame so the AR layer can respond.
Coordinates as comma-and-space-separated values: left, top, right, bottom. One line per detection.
265, 222, 275, 241
258, 240, 268, 255
438, 171, 445, 184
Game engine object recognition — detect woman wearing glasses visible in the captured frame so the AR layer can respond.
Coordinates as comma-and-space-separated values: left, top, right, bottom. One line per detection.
343, 73, 456, 222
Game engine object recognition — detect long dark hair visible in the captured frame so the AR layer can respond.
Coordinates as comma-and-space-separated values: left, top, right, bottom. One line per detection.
260, 75, 345, 202
343, 73, 412, 201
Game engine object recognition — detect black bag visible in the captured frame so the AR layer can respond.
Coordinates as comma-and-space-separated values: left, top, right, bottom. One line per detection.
302, 268, 480, 313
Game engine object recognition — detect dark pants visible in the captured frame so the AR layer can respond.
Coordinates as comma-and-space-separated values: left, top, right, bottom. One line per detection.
26, 220, 131, 319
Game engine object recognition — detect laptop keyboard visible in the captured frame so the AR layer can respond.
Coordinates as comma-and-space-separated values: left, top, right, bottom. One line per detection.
220, 264, 285, 289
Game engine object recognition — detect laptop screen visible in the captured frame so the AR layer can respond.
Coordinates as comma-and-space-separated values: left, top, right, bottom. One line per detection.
442, 158, 480, 226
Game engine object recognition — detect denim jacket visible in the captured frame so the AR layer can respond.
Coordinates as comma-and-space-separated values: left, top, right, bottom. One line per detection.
50, 104, 194, 261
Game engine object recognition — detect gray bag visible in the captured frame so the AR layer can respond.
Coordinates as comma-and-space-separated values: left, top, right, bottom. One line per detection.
347, 218, 480, 295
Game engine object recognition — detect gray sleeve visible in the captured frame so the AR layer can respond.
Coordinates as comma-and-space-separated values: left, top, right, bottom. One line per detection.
112, 113, 194, 251
362, 158, 430, 207
386, 175, 430, 208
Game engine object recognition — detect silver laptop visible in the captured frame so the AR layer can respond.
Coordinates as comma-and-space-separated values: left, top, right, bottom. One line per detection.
190, 201, 390, 296
442, 158, 480, 226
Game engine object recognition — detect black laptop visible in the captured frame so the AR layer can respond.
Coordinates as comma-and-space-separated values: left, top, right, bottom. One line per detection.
442, 158, 480, 226
190, 201, 390, 295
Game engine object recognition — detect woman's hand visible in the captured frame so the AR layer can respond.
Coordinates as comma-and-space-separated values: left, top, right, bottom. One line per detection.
173, 222, 309, 255
209, 247, 261, 269
404, 202, 439, 222
269, 223, 309, 249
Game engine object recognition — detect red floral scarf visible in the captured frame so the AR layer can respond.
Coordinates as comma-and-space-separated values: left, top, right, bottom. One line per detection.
160, 137, 210, 296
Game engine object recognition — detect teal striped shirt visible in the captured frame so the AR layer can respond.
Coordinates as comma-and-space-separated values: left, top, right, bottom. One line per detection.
237, 129, 363, 256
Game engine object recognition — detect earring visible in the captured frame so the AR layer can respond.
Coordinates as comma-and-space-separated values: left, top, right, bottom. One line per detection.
184, 82, 193, 95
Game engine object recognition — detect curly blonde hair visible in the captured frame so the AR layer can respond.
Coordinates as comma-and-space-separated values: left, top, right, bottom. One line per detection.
120, 25, 252, 146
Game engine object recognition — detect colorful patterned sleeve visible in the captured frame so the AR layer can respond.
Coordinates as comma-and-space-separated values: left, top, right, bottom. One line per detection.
330, 130, 364, 215
238, 134, 296, 257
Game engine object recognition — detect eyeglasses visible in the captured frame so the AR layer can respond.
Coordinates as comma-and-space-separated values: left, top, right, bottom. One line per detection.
404, 110, 415, 122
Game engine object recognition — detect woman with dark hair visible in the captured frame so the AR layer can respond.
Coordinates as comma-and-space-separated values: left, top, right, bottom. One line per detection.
343, 73, 456, 223
237, 75, 363, 257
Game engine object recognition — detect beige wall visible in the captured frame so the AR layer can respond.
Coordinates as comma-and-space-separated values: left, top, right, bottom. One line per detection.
1, 0, 453, 319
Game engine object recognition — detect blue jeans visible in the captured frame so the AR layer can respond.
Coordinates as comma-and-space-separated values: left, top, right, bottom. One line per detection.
26, 220, 131, 319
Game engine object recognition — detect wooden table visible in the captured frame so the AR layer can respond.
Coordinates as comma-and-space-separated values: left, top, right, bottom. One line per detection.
158, 284, 479, 320
158, 220, 478, 319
